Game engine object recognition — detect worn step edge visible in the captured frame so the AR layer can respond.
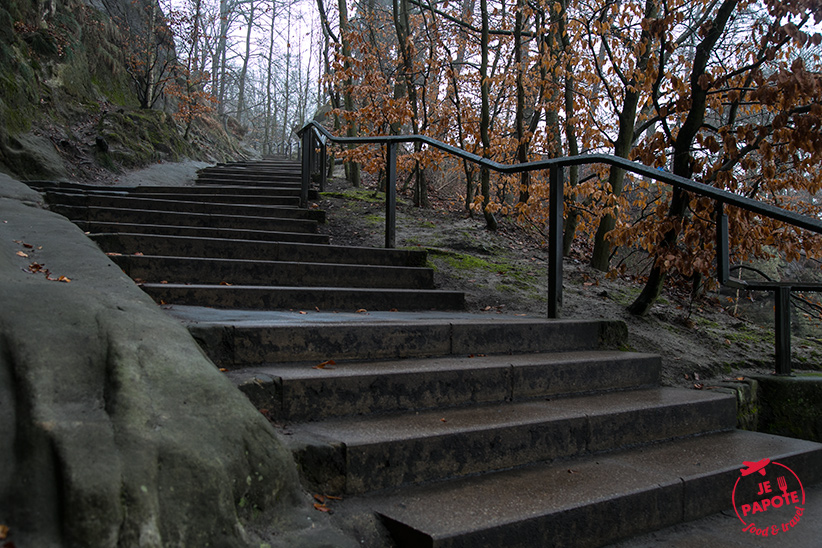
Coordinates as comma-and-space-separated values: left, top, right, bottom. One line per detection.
92, 233, 428, 266
369, 430, 822, 548
230, 350, 660, 421
74, 221, 329, 244
113, 255, 435, 288
59, 207, 319, 232
47, 196, 325, 221
177, 313, 624, 366
289, 388, 735, 494
142, 284, 465, 312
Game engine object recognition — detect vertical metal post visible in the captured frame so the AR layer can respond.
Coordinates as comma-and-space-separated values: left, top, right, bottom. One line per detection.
385, 142, 397, 248
300, 130, 311, 208
319, 140, 327, 192
774, 286, 792, 375
716, 202, 729, 284
548, 165, 564, 318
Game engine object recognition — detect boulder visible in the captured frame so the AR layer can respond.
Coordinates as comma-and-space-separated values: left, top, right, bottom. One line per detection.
0, 174, 349, 547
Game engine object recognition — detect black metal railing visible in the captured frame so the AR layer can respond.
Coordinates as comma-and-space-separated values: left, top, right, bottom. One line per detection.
298, 120, 822, 375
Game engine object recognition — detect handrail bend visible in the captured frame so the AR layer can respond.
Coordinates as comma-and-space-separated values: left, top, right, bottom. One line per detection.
298, 120, 822, 374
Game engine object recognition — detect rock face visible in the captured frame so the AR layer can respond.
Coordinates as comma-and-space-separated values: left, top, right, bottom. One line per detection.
0, 174, 320, 547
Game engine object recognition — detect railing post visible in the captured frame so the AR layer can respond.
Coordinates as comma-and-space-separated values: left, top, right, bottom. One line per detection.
774, 286, 792, 375
548, 165, 564, 318
300, 130, 311, 208
715, 201, 729, 284
319, 139, 327, 192
385, 141, 397, 249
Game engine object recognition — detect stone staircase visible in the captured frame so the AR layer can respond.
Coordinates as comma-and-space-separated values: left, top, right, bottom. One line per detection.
31, 160, 822, 547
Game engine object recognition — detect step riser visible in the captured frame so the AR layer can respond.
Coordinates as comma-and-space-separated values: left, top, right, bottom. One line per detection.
75, 222, 329, 244
297, 395, 735, 494
62, 208, 319, 233
112, 256, 434, 288
143, 285, 465, 312
235, 353, 661, 422
48, 197, 323, 221
190, 320, 617, 367
91, 234, 426, 266
379, 445, 822, 548
44, 189, 302, 203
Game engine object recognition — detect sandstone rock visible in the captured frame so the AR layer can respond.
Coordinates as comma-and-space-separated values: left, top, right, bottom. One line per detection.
0, 175, 349, 547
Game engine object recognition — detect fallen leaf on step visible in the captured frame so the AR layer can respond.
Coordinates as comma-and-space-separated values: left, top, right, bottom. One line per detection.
313, 494, 326, 503
356, 308, 368, 313
106, 252, 122, 256
220, 281, 232, 286
299, 311, 307, 315
325, 494, 343, 500
219, 368, 228, 372
389, 308, 399, 312
313, 503, 331, 512
133, 252, 143, 256
313, 360, 336, 369
56, 275, 71, 283
0, 524, 8, 539
15, 251, 28, 258
693, 383, 704, 389
315, 307, 320, 312
160, 280, 168, 284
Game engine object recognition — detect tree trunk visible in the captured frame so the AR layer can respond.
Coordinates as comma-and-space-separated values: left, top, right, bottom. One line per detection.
479, 0, 497, 230
629, 0, 738, 315
590, 0, 658, 271
236, 0, 255, 124
338, 0, 361, 186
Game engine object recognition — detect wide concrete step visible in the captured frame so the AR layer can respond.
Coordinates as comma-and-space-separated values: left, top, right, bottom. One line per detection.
75, 221, 329, 244
164, 309, 624, 366
112, 255, 435, 288
287, 388, 735, 494
61, 207, 319, 233
91, 234, 426, 266
46, 194, 324, 221
142, 284, 465, 312
229, 350, 661, 421
371, 430, 822, 548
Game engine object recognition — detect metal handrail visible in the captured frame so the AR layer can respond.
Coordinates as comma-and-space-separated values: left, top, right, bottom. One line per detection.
298, 120, 822, 374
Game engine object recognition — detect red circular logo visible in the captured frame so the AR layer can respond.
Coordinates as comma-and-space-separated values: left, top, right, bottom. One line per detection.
732, 458, 805, 538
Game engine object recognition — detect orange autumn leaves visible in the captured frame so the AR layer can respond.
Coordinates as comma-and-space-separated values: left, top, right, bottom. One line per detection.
13, 240, 71, 283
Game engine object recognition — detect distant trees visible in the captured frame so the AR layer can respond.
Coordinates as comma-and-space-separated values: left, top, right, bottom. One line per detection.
110, 0, 321, 151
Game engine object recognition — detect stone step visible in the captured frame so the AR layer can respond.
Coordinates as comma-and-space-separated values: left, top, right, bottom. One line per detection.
142, 283, 465, 312
46, 194, 325, 221
91, 233, 427, 266
62, 207, 319, 233
229, 350, 661, 422
74, 221, 329, 244
111, 255, 435, 288
45, 187, 302, 204
164, 310, 624, 366
370, 430, 822, 548
195, 177, 301, 187
287, 387, 736, 494
127, 185, 305, 196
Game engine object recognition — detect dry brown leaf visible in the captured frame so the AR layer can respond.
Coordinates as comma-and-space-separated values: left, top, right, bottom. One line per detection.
220, 281, 232, 286
0, 524, 8, 539
313, 503, 331, 512
313, 359, 336, 369
313, 494, 326, 503
324, 494, 343, 500
15, 251, 28, 258
133, 252, 144, 256
56, 275, 71, 283
106, 252, 122, 256
299, 311, 307, 315
355, 308, 368, 313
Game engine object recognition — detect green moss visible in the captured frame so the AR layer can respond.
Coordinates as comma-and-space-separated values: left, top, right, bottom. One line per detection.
321, 188, 386, 203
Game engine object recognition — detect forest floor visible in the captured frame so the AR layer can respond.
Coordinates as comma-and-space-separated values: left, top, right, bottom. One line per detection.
315, 175, 822, 389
